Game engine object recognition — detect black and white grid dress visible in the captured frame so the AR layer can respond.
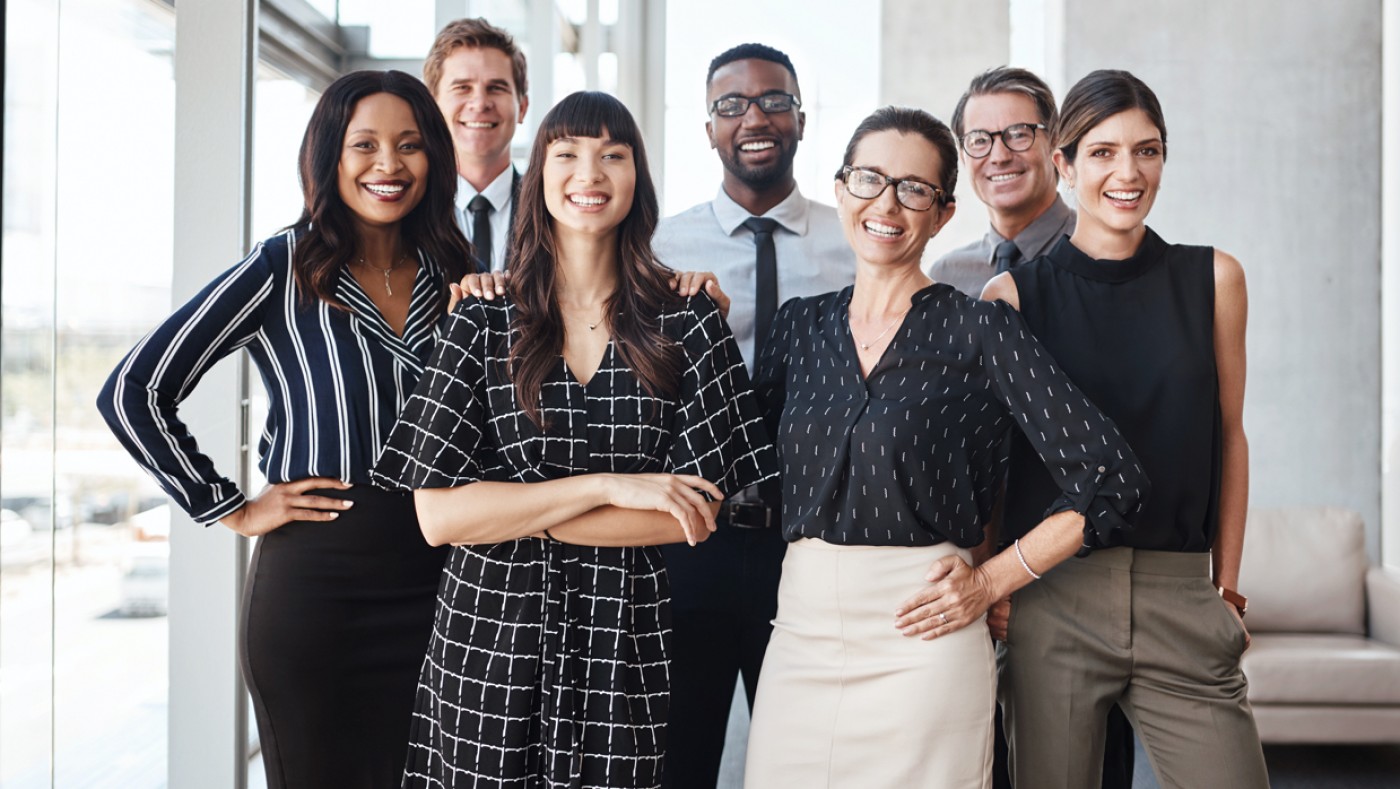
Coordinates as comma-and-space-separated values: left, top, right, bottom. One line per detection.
371, 291, 776, 789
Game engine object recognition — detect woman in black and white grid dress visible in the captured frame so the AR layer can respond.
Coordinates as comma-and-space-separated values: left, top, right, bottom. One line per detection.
372, 91, 775, 789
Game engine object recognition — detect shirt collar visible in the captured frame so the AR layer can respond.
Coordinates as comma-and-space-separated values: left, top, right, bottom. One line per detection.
985, 194, 1075, 262
711, 183, 812, 238
454, 165, 516, 214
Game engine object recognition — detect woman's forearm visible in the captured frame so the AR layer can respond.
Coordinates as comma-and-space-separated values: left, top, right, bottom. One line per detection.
415, 477, 611, 546
546, 502, 722, 547
980, 509, 1085, 600
1213, 428, 1250, 590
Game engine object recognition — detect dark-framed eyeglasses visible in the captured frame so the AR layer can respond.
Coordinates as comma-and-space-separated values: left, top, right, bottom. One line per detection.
960, 123, 1047, 158
839, 166, 945, 211
709, 92, 801, 118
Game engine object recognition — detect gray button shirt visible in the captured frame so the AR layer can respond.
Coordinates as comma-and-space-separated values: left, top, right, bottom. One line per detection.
653, 185, 853, 373
930, 195, 1076, 297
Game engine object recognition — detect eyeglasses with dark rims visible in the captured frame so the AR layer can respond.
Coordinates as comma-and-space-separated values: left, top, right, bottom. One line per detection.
959, 123, 1047, 159
839, 166, 946, 211
709, 92, 802, 118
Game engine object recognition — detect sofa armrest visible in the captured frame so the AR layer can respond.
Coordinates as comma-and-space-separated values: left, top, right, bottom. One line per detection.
1367, 567, 1400, 645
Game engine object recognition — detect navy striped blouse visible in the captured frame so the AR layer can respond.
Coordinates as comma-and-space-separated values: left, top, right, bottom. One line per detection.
98, 230, 450, 524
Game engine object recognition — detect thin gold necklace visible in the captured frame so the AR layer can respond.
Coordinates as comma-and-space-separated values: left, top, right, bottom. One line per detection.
356, 253, 409, 296
851, 308, 910, 351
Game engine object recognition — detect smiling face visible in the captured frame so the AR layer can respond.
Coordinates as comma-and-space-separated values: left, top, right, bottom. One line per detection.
961, 91, 1058, 221
433, 45, 528, 177
705, 58, 805, 190
1056, 107, 1164, 238
834, 129, 955, 270
542, 131, 637, 239
336, 92, 429, 231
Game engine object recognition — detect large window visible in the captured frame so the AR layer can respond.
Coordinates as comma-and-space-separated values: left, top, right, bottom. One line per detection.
2, 0, 177, 785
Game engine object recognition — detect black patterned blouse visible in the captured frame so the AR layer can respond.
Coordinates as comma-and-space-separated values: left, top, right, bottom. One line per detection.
754, 284, 1149, 549
371, 291, 775, 789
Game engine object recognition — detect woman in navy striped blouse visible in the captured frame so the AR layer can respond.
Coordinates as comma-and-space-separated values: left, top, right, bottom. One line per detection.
97, 71, 472, 789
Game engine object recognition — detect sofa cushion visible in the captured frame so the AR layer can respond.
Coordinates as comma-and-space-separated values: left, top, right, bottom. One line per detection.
1243, 634, 1400, 704
1237, 507, 1367, 635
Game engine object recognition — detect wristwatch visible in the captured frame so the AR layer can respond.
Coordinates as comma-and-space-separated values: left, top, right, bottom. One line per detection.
1218, 586, 1248, 617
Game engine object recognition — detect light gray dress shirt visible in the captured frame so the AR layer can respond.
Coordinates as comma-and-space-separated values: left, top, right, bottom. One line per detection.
930, 195, 1076, 297
453, 166, 517, 273
653, 185, 853, 373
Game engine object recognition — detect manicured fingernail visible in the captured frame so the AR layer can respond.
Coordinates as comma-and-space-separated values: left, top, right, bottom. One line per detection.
329, 512, 339, 519
341, 501, 354, 508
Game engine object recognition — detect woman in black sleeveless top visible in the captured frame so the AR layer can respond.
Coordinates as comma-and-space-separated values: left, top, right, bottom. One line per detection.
981, 70, 1269, 788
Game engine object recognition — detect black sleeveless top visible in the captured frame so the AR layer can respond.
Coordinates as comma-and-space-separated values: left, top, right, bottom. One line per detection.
1004, 228, 1220, 552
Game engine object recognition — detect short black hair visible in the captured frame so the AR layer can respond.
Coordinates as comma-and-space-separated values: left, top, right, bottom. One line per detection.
706, 43, 798, 86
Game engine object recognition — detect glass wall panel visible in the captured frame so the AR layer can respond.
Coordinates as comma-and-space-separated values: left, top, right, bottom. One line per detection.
3, 0, 176, 786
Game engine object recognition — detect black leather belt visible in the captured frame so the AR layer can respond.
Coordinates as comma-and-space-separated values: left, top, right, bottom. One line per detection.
720, 500, 776, 529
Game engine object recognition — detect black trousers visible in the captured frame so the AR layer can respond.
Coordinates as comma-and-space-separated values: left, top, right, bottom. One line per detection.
239, 486, 447, 789
660, 523, 786, 789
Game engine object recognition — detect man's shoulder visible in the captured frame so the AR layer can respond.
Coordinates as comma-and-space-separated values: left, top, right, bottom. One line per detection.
931, 236, 990, 269
658, 200, 718, 232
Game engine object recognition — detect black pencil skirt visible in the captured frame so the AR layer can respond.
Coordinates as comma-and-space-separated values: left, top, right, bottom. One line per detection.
239, 485, 447, 789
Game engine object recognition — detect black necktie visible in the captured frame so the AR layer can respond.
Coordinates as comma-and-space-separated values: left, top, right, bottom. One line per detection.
744, 217, 779, 352
468, 194, 493, 273
993, 239, 1022, 275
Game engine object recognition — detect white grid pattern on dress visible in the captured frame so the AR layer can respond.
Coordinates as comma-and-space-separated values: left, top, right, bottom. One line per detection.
373, 291, 776, 788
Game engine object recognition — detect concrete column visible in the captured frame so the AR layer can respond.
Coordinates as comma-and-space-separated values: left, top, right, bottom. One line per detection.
1384, 0, 1398, 569
171, 0, 257, 785
1059, 0, 1385, 558
880, 0, 1010, 262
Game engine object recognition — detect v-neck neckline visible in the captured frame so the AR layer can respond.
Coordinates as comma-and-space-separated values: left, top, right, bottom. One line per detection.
334, 258, 437, 373
838, 284, 937, 382
562, 339, 613, 390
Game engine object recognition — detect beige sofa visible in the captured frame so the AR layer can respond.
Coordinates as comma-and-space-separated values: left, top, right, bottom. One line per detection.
1237, 506, 1400, 743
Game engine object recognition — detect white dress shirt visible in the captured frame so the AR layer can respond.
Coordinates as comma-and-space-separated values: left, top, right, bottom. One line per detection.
653, 185, 853, 373
453, 166, 517, 272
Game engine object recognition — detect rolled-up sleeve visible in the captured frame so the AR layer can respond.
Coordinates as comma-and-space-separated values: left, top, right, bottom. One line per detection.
979, 300, 1150, 549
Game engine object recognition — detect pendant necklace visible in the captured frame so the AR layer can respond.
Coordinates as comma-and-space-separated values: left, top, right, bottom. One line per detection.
851, 308, 909, 351
357, 253, 408, 296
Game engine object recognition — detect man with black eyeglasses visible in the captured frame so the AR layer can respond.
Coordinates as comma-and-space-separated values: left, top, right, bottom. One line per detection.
653, 43, 851, 789
932, 66, 1135, 789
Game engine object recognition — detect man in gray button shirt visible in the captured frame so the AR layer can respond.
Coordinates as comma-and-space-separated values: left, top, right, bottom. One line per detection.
932, 67, 1133, 789
931, 67, 1074, 297
653, 43, 851, 789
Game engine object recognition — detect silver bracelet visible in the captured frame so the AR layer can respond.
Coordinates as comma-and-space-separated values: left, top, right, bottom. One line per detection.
1014, 539, 1042, 580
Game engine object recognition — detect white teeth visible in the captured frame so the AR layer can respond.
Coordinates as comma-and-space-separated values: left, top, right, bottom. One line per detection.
863, 220, 903, 237
740, 140, 776, 152
1105, 190, 1142, 201
364, 183, 405, 196
569, 194, 607, 206
464, 121, 496, 129
989, 172, 1021, 183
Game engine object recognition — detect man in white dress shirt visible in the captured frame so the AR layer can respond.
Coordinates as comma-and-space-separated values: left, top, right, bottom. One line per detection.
424, 18, 528, 272
653, 43, 852, 789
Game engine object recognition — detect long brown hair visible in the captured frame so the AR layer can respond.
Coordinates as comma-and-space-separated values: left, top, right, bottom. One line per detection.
507, 91, 680, 428
289, 70, 471, 310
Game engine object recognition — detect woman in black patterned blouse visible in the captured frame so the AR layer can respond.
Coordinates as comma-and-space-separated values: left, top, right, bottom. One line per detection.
371, 91, 775, 789
743, 107, 1149, 788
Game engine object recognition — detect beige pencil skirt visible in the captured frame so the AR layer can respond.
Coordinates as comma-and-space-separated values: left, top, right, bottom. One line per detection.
744, 538, 995, 789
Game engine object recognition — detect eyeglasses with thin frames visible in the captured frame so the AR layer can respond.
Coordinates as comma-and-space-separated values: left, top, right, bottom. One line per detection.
709, 92, 801, 118
839, 166, 945, 212
960, 123, 1047, 159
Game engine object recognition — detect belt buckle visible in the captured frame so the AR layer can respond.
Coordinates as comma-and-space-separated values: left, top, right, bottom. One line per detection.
725, 501, 773, 529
